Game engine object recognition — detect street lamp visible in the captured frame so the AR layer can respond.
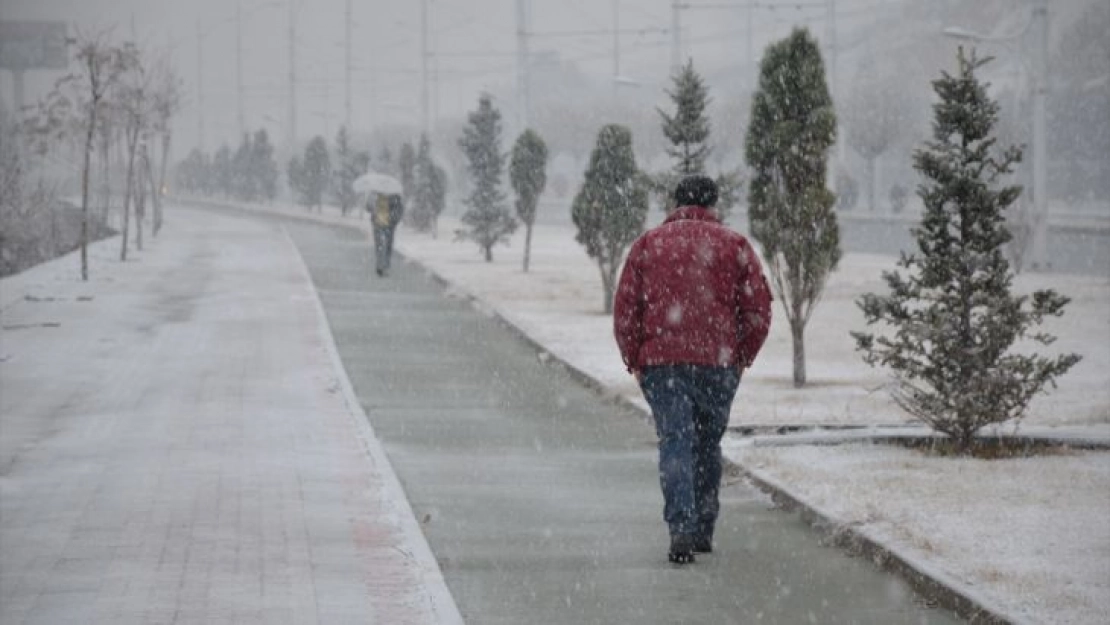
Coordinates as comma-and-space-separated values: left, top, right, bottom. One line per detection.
943, 0, 1050, 270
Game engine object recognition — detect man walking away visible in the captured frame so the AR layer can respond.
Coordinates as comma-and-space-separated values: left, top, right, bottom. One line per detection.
613, 175, 772, 564
370, 193, 405, 276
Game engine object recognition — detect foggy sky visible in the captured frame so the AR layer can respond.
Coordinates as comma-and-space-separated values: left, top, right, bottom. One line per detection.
2, 0, 865, 155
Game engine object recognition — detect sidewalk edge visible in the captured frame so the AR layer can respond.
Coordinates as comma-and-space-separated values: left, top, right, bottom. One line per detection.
282, 226, 466, 625
737, 465, 1030, 625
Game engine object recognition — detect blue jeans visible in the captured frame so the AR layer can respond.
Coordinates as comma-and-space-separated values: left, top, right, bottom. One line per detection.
640, 365, 740, 538
373, 226, 395, 274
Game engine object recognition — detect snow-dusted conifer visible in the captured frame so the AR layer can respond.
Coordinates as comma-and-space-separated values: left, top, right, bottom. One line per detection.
398, 141, 416, 202
251, 129, 279, 202
853, 48, 1081, 453
231, 133, 255, 201
213, 145, 233, 198
655, 59, 741, 220
745, 27, 840, 388
458, 94, 516, 261
332, 125, 360, 216
660, 59, 711, 177
411, 133, 445, 233
300, 135, 330, 212
509, 129, 548, 273
572, 124, 648, 314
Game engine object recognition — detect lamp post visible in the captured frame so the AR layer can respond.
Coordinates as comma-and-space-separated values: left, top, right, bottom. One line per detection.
943, 0, 1050, 270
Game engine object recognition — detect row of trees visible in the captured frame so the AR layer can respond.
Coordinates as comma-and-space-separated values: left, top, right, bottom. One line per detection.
448, 27, 1076, 453
454, 94, 549, 270
21, 31, 183, 279
176, 130, 280, 203
176, 125, 453, 232
284, 128, 450, 229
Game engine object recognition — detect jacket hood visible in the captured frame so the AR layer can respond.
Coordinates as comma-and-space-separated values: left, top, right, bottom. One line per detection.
665, 205, 721, 225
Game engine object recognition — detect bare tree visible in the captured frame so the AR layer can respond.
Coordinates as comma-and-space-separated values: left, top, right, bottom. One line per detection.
21, 31, 130, 280
71, 31, 130, 279
112, 42, 149, 261
145, 54, 182, 237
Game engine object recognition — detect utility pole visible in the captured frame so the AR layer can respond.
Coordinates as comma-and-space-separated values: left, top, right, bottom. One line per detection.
237, 0, 245, 140
825, 0, 837, 104
345, 0, 352, 130
516, 0, 530, 131
287, 0, 297, 150
826, 0, 844, 169
421, 0, 430, 135
671, 0, 682, 73
196, 18, 205, 152
1030, 0, 1049, 270
612, 0, 620, 97
746, 1, 753, 83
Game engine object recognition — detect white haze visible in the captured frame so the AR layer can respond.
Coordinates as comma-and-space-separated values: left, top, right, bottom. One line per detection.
3, 0, 1102, 173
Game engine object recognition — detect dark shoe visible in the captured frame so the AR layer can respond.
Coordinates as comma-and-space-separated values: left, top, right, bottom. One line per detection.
375, 268, 384, 277
668, 534, 696, 564
693, 536, 713, 553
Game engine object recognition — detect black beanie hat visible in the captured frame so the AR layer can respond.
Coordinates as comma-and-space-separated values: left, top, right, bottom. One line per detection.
673, 175, 718, 208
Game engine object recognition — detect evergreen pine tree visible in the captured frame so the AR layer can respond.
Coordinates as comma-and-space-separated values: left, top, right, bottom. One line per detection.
745, 27, 840, 387
656, 59, 740, 220
458, 94, 516, 261
376, 146, 393, 176
287, 156, 305, 206
572, 124, 648, 313
399, 141, 416, 203
301, 135, 330, 212
852, 48, 1080, 453
411, 133, 436, 231
660, 59, 711, 176
212, 145, 233, 197
425, 160, 446, 237
232, 133, 255, 201
251, 129, 278, 202
332, 125, 360, 216
509, 129, 548, 273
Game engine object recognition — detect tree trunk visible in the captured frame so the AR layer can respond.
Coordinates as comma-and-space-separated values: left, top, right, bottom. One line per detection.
153, 131, 170, 236
97, 130, 111, 227
867, 157, 877, 212
80, 110, 97, 281
120, 127, 138, 262
484, 244, 492, 262
135, 160, 146, 252
145, 144, 159, 238
523, 222, 533, 273
791, 317, 807, 387
601, 264, 615, 314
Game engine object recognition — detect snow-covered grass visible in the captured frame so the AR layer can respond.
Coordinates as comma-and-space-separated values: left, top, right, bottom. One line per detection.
728, 443, 1110, 625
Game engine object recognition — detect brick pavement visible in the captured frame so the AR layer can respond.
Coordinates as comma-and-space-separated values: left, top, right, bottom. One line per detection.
0, 209, 462, 624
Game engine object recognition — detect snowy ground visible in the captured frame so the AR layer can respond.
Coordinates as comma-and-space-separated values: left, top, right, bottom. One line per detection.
167, 200, 1108, 624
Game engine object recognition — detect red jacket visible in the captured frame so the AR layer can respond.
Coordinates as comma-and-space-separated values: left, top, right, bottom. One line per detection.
613, 206, 772, 372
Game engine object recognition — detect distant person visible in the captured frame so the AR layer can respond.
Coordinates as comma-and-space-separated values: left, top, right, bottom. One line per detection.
368, 192, 404, 276
613, 174, 773, 564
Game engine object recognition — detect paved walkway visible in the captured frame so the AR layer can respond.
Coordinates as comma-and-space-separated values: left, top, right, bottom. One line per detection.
0, 211, 461, 624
